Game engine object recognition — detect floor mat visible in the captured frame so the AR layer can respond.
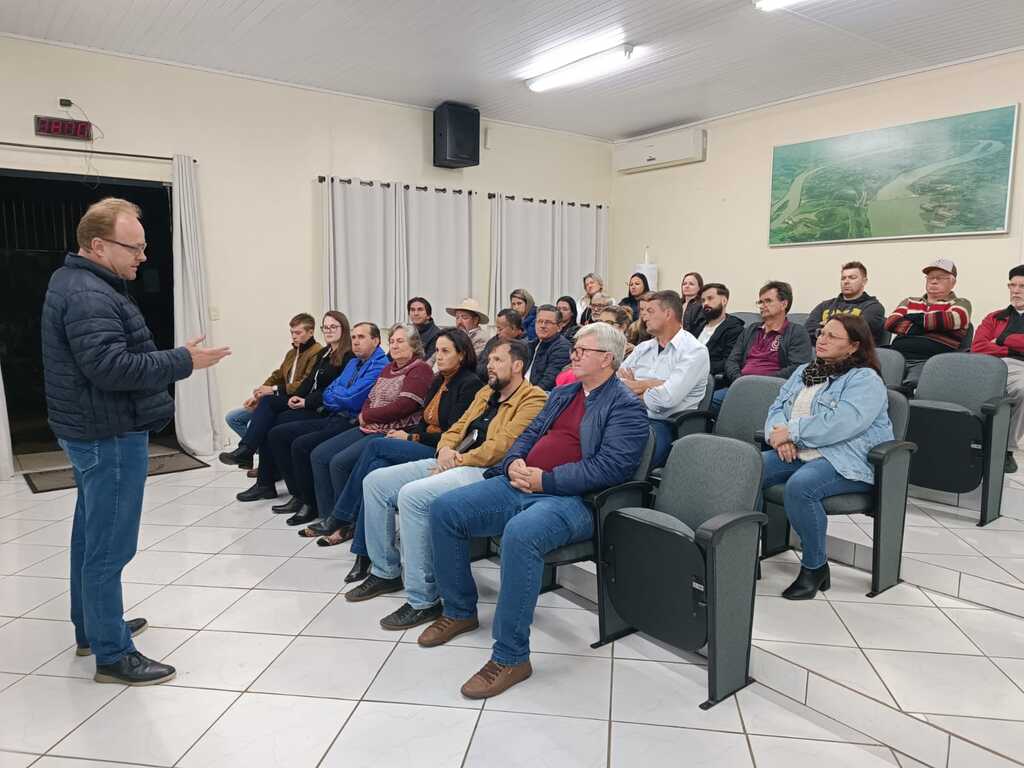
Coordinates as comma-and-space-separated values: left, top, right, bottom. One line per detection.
22, 450, 209, 493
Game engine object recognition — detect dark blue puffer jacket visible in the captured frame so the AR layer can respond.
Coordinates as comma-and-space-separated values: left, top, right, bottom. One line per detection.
41, 254, 194, 441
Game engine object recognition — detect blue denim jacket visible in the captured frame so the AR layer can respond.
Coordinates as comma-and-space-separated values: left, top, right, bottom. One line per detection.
764, 365, 894, 484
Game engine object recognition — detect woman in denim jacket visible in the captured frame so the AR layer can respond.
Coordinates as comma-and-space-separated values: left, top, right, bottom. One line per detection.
763, 315, 894, 600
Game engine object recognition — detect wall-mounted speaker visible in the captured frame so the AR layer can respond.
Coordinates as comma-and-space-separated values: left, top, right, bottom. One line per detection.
433, 101, 480, 169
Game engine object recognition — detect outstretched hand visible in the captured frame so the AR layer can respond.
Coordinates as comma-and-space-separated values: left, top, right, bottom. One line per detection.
185, 336, 231, 370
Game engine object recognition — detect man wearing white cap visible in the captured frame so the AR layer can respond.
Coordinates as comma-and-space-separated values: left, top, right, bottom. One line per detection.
446, 298, 491, 356
884, 258, 972, 387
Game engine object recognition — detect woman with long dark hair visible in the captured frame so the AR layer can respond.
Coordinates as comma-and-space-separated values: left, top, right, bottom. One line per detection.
556, 295, 579, 340
680, 271, 704, 332
620, 272, 650, 324
761, 315, 894, 600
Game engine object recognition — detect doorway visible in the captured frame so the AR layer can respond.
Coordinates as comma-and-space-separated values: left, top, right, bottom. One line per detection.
0, 169, 176, 469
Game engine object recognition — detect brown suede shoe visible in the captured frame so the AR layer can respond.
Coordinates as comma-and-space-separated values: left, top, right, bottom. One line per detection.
461, 659, 532, 699
417, 615, 480, 647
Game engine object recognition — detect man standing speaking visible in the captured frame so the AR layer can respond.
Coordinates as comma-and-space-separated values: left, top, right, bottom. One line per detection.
42, 197, 230, 685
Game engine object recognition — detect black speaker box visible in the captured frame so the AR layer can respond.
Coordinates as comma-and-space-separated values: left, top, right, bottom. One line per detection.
433, 102, 480, 169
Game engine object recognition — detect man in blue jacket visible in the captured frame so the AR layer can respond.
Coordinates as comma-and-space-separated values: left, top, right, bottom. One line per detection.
525, 304, 571, 391
42, 198, 230, 685
418, 322, 649, 699
237, 323, 386, 508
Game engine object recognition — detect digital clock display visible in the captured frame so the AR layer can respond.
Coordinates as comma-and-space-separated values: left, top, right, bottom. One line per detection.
34, 115, 93, 141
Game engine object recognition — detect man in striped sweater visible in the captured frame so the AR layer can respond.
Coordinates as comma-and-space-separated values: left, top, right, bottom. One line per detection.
885, 258, 972, 388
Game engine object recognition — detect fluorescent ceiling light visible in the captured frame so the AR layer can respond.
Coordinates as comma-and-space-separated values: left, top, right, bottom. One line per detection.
526, 44, 636, 93
754, 0, 820, 10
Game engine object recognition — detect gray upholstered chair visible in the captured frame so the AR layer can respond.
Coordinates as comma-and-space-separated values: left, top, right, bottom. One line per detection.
733, 312, 761, 326
669, 374, 715, 439
760, 390, 916, 595
788, 312, 809, 326
906, 353, 1012, 525
876, 348, 906, 389
595, 433, 765, 708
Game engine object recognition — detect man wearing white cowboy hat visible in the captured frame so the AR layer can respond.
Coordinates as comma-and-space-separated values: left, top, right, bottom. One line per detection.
446, 298, 492, 356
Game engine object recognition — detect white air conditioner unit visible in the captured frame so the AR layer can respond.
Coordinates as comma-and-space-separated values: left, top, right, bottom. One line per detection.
613, 128, 707, 174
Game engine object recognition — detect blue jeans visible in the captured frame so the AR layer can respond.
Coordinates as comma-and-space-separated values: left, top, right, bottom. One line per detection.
364, 458, 487, 608
61, 432, 149, 666
649, 418, 674, 469
225, 406, 252, 440
761, 451, 872, 569
310, 429, 382, 524
710, 387, 729, 414
329, 437, 435, 556
430, 477, 593, 666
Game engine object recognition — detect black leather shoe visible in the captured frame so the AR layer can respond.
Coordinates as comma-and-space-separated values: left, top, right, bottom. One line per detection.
286, 507, 318, 526
77, 618, 148, 657
1006, 451, 1018, 474
345, 573, 403, 602
380, 601, 443, 631
299, 519, 342, 538
782, 563, 831, 600
94, 651, 176, 685
272, 496, 305, 514
344, 554, 371, 583
219, 446, 255, 469
236, 483, 278, 502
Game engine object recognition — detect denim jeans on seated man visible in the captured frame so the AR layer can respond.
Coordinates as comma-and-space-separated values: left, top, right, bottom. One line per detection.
430, 476, 592, 665
364, 458, 489, 609
61, 432, 149, 665
310, 428, 383, 521
326, 437, 435, 556
761, 451, 871, 569
225, 406, 251, 440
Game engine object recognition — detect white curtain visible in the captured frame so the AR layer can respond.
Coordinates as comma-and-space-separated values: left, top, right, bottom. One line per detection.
0, 362, 12, 480
322, 178, 473, 327
172, 154, 223, 456
489, 195, 609, 315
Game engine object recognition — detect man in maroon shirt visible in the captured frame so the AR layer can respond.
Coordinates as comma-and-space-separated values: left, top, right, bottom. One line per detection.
416, 323, 650, 700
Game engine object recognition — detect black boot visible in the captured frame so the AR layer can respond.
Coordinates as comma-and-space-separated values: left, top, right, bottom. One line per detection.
286, 507, 318, 526
236, 483, 278, 502
782, 563, 831, 600
219, 445, 255, 469
345, 554, 372, 583
1005, 451, 1018, 474
94, 651, 176, 686
272, 496, 305, 514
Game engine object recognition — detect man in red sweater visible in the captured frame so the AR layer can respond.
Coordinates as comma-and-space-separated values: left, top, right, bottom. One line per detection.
972, 265, 1024, 471
885, 258, 972, 388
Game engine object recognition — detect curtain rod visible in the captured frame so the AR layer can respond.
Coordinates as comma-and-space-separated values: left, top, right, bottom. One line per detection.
0, 141, 195, 163
486, 192, 603, 209
317, 176, 473, 194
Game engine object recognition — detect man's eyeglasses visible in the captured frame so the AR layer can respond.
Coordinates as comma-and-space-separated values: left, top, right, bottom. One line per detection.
100, 237, 147, 255
570, 345, 608, 358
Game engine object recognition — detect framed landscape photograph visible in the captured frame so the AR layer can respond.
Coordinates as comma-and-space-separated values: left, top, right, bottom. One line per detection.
768, 104, 1018, 246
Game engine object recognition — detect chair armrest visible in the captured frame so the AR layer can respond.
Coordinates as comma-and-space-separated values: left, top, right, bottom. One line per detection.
981, 395, 1015, 417
695, 510, 766, 549
588, 480, 653, 511
674, 410, 715, 435
867, 440, 917, 466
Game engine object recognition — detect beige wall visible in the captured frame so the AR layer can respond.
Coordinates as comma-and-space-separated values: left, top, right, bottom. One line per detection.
0, 36, 612, 422
610, 51, 1024, 322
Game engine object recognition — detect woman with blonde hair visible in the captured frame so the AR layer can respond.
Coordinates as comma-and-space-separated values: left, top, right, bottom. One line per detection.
509, 288, 537, 341
578, 272, 607, 325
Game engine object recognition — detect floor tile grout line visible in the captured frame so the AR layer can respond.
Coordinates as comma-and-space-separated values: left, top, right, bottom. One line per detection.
169, 690, 246, 768
733, 686, 759, 768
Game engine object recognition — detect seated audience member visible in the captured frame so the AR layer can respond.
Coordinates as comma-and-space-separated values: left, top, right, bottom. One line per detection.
577, 272, 605, 324
223, 313, 323, 465
478, 308, 524, 379
598, 305, 636, 356
690, 283, 744, 387
293, 325, 435, 527
619, 272, 650, 324
619, 290, 710, 467
885, 259, 972, 387
556, 296, 580, 341
239, 323, 386, 504
626, 291, 654, 348
420, 322, 649, 699
972, 265, 1024, 472
805, 261, 886, 344
446, 299, 491, 356
302, 329, 482, 564
526, 305, 572, 391
510, 288, 538, 341
680, 272, 705, 333
220, 311, 352, 471
408, 297, 441, 360
344, 340, 547, 626
585, 292, 614, 322
762, 315, 893, 600
714, 281, 813, 412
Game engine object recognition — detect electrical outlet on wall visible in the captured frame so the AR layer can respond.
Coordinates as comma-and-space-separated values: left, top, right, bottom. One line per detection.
209, 305, 221, 321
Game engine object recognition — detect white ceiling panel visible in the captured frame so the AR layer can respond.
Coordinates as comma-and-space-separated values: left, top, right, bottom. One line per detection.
1, 0, 1022, 139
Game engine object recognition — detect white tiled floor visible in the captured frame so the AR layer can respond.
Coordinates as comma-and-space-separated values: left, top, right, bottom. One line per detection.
2, 465, 1024, 767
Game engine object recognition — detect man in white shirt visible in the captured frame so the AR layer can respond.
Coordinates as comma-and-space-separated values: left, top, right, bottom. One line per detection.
619, 290, 710, 467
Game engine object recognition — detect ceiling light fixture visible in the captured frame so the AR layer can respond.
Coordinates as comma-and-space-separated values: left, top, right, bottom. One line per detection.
753, 0, 819, 11
526, 44, 636, 93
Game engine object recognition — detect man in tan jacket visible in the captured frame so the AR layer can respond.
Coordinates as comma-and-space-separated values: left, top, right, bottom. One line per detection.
345, 339, 547, 631
222, 313, 323, 467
